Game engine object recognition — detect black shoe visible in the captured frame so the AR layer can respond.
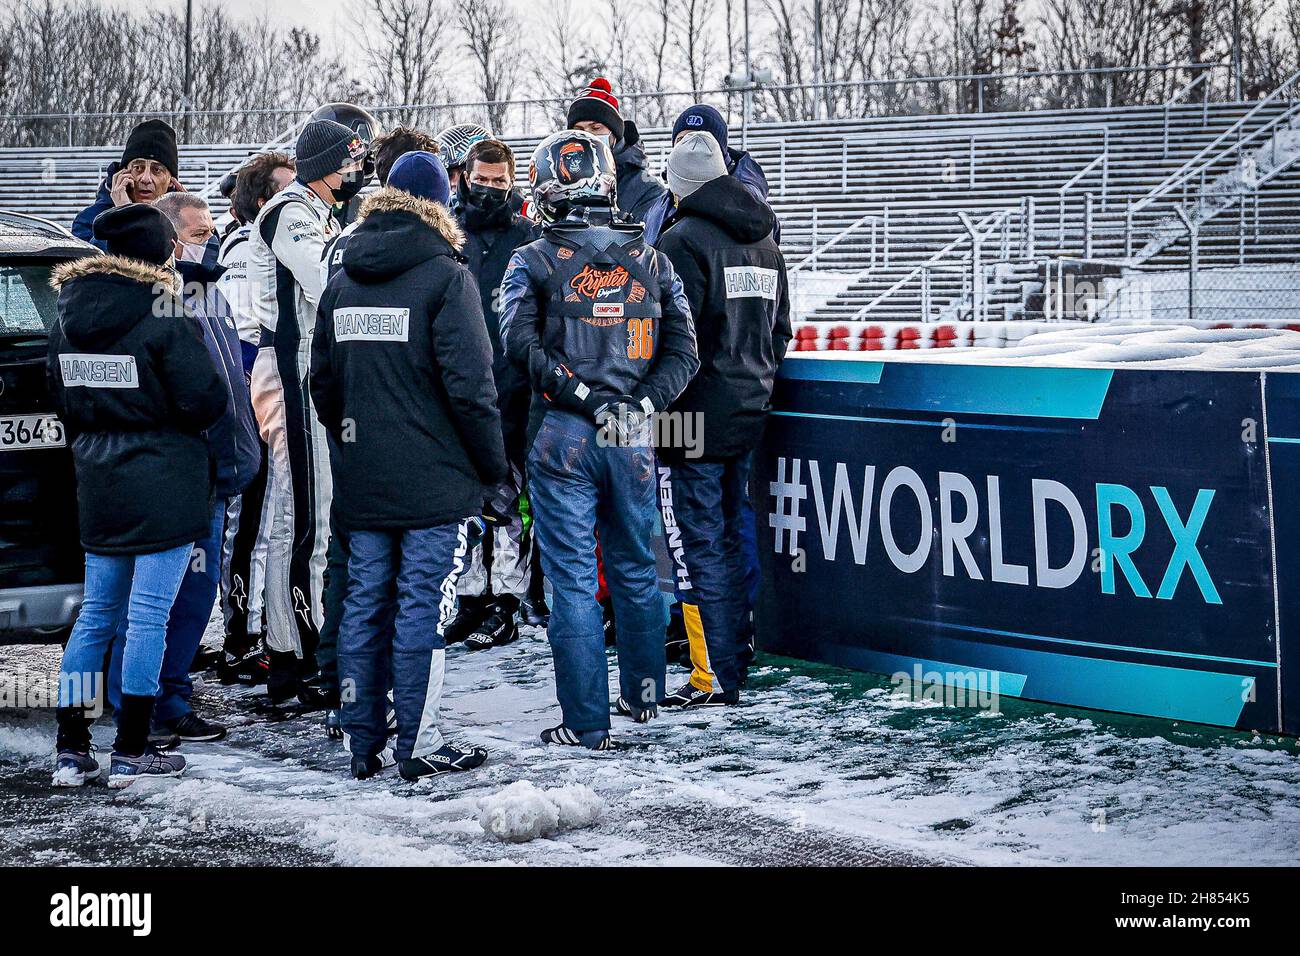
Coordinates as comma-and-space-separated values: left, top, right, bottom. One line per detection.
294, 681, 338, 712
325, 709, 343, 740
518, 596, 550, 628
661, 682, 740, 708
350, 748, 395, 780
601, 598, 617, 647
219, 643, 270, 686
189, 646, 221, 673
541, 725, 612, 750
442, 595, 493, 645
615, 696, 658, 723
165, 712, 227, 743
146, 729, 181, 750
398, 744, 488, 780
465, 597, 521, 651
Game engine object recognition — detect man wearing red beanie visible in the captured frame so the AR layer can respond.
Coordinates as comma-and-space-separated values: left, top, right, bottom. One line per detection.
567, 77, 667, 224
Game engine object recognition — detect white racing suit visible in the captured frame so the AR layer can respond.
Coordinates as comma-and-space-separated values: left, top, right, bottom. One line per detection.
217, 224, 271, 647
246, 181, 337, 664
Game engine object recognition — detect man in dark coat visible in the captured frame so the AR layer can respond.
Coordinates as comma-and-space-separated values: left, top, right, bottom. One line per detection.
450, 137, 547, 649
310, 155, 508, 782
653, 132, 791, 707
643, 104, 782, 245
567, 77, 667, 224
49, 203, 226, 788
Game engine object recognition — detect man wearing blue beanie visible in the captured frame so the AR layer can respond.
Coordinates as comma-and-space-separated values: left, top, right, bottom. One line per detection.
310, 149, 506, 781
644, 104, 781, 246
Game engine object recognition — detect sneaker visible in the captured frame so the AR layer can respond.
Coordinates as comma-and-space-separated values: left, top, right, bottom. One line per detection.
614, 696, 658, 723
165, 713, 227, 743
108, 747, 187, 789
52, 748, 100, 788
324, 709, 343, 740
443, 595, 493, 645
398, 744, 488, 780
350, 747, 396, 780
661, 682, 740, 708
146, 729, 181, 750
219, 645, 270, 686
518, 596, 550, 628
541, 725, 612, 750
465, 598, 520, 651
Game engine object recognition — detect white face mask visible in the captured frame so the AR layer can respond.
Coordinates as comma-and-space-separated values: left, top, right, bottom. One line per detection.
179, 240, 207, 263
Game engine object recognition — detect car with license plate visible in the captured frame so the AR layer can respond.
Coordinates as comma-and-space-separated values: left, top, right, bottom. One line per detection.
0, 211, 96, 645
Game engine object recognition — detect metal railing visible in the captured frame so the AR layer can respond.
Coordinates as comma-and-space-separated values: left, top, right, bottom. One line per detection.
791, 212, 886, 274
1132, 68, 1300, 217
0, 62, 1235, 147
850, 207, 1019, 321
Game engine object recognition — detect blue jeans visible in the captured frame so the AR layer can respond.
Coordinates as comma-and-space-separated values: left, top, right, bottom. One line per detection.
58, 544, 195, 710
339, 522, 470, 761
658, 454, 753, 692
528, 410, 667, 732
107, 500, 227, 723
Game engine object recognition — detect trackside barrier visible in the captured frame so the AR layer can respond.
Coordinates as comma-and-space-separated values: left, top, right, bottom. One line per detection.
790, 318, 1300, 352
755, 352, 1300, 734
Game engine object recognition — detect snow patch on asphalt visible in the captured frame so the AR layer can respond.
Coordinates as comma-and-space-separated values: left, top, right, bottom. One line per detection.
477, 780, 604, 843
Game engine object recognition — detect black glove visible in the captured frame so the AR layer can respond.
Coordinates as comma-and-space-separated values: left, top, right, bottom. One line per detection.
595, 395, 655, 447
542, 363, 606, 419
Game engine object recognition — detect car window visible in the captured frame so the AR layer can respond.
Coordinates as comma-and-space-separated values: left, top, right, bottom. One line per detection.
0, 264, 59, 336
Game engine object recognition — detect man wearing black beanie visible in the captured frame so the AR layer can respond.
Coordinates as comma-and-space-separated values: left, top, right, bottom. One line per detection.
73, 119, 182, 252
245, 117, 371, 709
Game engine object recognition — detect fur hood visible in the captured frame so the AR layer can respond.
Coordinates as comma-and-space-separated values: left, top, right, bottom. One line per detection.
51, 254, 180, 292
357, 187, 465, 252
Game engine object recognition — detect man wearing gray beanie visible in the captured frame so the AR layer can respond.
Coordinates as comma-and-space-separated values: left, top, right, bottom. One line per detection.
666, 131, 729, 201
243, 115, 371, 708
653, 129, 791, 708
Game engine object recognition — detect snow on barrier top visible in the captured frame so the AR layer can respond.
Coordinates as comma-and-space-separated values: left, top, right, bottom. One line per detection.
788, 321, 1300, 371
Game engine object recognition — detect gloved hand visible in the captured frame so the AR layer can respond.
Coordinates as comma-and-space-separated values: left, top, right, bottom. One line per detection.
483, 479, 517, 527
595, 395, 655, 447
541, 363, 606, 419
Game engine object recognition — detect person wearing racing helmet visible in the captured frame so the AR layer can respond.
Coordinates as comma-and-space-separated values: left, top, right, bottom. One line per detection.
305, 103, 385, 228
499, 130, 699, 750
567, 77, 667, 225
246, 116, 372, 709
435, 123, 491, 200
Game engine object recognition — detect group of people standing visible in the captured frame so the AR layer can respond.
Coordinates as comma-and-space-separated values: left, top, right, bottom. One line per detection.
49, 75, 790, 788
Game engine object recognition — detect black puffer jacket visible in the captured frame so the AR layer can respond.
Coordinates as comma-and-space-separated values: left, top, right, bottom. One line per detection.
615, 121, 668, 224
310, 187, 509, 531
47, 256, 227, 555
655, 175, 792, 463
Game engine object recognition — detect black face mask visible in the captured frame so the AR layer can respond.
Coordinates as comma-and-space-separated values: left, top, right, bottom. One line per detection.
459, 180, 512, 229
331, 168, 368, 204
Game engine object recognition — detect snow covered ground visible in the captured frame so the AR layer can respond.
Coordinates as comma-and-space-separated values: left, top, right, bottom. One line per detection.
2, 623, 1298, 867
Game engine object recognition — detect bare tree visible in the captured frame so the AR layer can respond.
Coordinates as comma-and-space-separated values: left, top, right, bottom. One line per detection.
459, 0, 523, 132
673, 0, 718, 92
353, 0, 452, 127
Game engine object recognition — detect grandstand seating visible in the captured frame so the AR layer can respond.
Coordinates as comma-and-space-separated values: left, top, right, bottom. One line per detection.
0, 96, 1296, 326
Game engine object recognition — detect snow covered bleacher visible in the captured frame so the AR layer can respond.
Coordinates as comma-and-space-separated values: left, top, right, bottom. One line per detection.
0, 91, 1296, 326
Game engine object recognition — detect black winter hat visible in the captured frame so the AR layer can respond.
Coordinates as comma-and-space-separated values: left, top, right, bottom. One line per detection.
566, 77, 626, 144
295, 119, 367, 184
92, 203, 177, 265
121, 119, 179, 179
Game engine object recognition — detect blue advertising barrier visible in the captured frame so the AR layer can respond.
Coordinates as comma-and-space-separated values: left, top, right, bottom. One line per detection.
754, 356, 1297, 734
